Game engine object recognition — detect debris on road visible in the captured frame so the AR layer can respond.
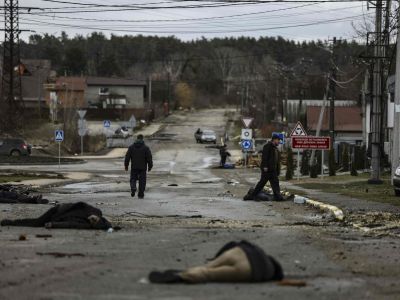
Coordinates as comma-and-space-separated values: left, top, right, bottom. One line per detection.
36, 252, 85, 258
35, 234, 52, 238
1, 202, 113, 230
149, 240, 283, 284
18, 234, 27, 241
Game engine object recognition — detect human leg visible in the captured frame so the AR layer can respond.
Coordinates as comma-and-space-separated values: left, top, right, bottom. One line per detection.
138, 170, 147, 198
269, 173, 283, 200
130, 170, 139, 195
252, 170, 268, 197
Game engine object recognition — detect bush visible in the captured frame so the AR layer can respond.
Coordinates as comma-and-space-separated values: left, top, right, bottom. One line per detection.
285, 147, 294, 180
300, 150, 310, 175
329, 148, 336, 176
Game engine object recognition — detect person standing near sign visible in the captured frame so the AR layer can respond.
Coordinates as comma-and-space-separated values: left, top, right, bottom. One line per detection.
245, 134, 283, 201
124, 134, 153, 199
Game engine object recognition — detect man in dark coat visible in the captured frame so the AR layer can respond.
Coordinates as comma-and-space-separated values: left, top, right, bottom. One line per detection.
1, 202, 112, 230
245, 134, 283, 201
124, 134, 153, 199
219, 144, 231, 167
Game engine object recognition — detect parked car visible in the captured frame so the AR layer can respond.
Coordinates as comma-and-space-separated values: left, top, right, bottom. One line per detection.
0, 138, 31, 156
198, 130, 217, 144
393, 164, 400, 196
114, 126, 130, 138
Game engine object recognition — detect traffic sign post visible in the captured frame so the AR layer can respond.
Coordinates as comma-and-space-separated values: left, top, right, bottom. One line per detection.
241, 128, 253, 140
292, 136, 331, 150
241, 139, 253, 168
242, 117, 254, 128
290, 122, 308, 181
103, 120, 111, 128
77, 111, 87, 156
55, 130, 64, 169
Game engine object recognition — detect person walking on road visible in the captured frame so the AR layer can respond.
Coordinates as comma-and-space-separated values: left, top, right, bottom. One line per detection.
125, 134, 153, 199
245, 134, 283, 201
219, 144, 231, 167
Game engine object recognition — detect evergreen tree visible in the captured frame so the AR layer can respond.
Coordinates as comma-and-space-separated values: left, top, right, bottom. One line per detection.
342, 145, 350, 172
285, 147, 294, 180
329, 148, 336, 176
300, 150, 310, 175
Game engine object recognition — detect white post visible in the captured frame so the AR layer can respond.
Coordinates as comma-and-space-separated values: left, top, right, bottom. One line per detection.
81, 136, 83, 156
297, 150, 300, 180
392, 7, 400, 182
58, 142, 61, 169
321, 150, 324, 180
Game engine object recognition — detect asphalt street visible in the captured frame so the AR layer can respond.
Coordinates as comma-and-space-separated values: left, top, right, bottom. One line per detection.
0, 109, 399, 300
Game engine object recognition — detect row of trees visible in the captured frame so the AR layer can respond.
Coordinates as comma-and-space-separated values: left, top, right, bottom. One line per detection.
21, 32, 365, 119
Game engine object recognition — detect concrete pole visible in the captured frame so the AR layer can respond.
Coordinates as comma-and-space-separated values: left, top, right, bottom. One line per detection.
284, 76, 289, 123
361, 70, 369, 146
369, 0, 383, 184
391, 7, 400, 181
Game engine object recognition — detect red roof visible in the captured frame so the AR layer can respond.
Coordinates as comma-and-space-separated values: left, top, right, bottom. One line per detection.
306, 106, 362, 132
56, 77, 86, 91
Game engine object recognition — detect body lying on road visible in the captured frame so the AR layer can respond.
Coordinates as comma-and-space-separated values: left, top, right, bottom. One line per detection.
1, 202, 112, 230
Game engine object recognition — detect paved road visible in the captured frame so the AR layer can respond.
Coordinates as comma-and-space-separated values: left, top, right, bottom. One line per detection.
0, 109, 399, 300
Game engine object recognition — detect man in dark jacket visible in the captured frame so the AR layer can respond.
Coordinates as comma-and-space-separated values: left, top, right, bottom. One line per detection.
124, 134, 153, 199
246, 134, 283, 201
219, 144, 231, 167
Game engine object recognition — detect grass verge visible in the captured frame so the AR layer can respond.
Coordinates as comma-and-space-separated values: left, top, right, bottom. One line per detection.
296, 177, 400, 206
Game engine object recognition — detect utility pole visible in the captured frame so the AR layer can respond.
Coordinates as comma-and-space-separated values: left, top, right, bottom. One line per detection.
284, 75, 289, 124
391, 6, 400, 182
1, 0, 23, 132
329, 37, 337, 149
369, 0, 384, 184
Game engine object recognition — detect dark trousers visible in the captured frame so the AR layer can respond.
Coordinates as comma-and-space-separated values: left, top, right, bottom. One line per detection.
130, 169, 147, 195
220, 155, 227, 166
252, 170, 282, 200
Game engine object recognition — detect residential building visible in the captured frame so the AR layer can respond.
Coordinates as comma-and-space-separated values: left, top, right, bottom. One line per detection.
85, 77, 146, 109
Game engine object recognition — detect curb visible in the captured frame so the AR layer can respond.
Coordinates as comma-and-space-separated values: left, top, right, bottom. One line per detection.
303, 198, 345, 221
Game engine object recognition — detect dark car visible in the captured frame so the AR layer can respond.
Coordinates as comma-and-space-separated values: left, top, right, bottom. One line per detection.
0, 138, 31, 156
393, 165, 400, 196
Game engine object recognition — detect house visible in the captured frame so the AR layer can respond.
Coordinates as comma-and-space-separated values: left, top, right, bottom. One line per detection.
20, 59, 52, 109
287, 99, 358, 124
85, 77, 146, 109
306, 106, 363, 147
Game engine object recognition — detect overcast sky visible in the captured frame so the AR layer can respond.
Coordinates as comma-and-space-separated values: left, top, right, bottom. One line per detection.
13, 0, 372, 42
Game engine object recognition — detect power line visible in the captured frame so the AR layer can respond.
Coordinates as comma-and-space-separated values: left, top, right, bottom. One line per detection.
24, 3, 320, 23
20, 12, 372, 34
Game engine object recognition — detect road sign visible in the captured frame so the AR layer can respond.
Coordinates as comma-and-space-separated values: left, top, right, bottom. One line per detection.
241, 128, 253, 140
292, 136, 330, 150
290, 121, 307, 137
272, 132, 285, 145
129, 115, 137, 128
241, 139, 253, 151
78, 128, 87, 137
55, 130, 64, 142
103, 120, 111, 128
242, 117, 254, 128
77, 110, 87, 119
78, 119, 87, 129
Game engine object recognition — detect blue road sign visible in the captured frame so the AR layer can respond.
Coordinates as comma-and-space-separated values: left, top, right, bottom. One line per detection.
241, 139, 253, 151
272, 132, 285, 145
55, 130, 64, 142
103, 120, 111, 128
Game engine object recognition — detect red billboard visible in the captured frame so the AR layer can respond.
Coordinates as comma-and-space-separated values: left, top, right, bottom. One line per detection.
292, 136, 331, 150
